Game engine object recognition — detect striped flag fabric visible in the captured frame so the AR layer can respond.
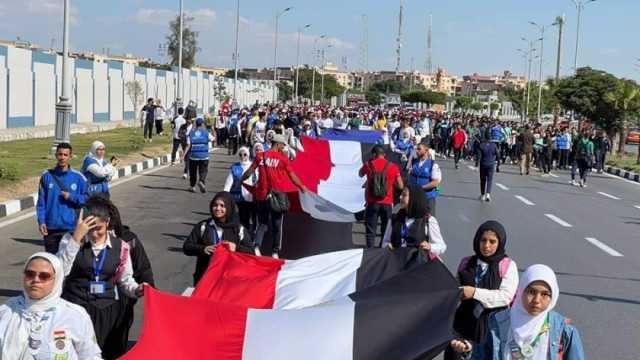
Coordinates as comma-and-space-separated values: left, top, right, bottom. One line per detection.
122, 253, 459, 360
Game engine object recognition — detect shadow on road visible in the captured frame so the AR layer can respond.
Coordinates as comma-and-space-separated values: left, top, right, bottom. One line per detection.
561, 291, 640, 306
166, 246, 183, 253
0, 289, 22, 297
141, 173, 180, 180
192, 211, 210, 216
139, 185, 190, 192
162, 233, 188, 241
12, 238, 43, 246
440, 194, 482, 202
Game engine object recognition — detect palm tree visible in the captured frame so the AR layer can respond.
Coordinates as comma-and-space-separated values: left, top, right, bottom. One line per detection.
606, 80, 640, 156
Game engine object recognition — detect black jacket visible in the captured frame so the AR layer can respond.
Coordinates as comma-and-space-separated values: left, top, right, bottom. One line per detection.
120, 225, 155, 287
183, 219, 253, 286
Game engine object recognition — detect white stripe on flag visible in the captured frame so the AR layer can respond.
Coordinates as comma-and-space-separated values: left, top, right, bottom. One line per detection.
299, 191, 356, 223
243, 298, 355, 360
317, 140, 366, 213
274, 249, 363, 310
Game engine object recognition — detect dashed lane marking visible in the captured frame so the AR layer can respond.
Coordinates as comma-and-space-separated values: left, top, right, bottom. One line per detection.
496, 183, 509, 191
585, 237, 623, 257
458, 213, 471, 223
597, 191, 621, 200
548, 173, 559, 178
635, 205, 640, 210
544, 214, 573, 227
514, 195, 535, 206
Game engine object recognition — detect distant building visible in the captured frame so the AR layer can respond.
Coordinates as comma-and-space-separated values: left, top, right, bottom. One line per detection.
460, 70, 526, 96
352, 68, 460, 97
320, 62, 354, 89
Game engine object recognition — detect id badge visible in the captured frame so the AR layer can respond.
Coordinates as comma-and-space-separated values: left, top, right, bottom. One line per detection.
89, 281, 106, 295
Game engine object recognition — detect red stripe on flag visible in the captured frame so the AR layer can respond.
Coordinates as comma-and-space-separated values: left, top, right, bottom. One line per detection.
291, 136, 333, 194
192, 246, 285, 309
121, 287, 248, 360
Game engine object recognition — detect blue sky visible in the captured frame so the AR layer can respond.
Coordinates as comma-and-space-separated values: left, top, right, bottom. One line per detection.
1, 0, 638, 80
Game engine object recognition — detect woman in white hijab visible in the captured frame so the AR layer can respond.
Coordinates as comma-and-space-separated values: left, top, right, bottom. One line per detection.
452, 264, 585, 360
224, 146, 259, 245
81, 141, 117, 198
0, 252, 102, 359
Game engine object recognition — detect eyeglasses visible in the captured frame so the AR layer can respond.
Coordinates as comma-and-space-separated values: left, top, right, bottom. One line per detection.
239, 153, 249, 157
24, 270, 54, 282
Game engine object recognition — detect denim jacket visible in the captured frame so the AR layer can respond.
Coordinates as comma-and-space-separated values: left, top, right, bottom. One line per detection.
469, 309, 585, 360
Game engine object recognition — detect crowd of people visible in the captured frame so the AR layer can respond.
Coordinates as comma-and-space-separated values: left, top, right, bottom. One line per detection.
0, 100, 596, 359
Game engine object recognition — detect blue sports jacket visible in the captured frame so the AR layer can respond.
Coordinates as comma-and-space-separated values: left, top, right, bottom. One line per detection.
36, 166, 88, 230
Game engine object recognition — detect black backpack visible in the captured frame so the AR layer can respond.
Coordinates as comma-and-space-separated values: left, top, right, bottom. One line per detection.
369, 160, 391, 199
178, 124, 189, 143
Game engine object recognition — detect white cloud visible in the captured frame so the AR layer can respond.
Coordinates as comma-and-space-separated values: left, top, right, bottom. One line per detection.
133, 8, 216, 28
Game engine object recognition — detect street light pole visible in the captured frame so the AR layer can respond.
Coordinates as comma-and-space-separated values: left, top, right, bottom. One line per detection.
52, 0, 72, 153
570, 0, 595, 74
530, 21, 549, 122
233, 0, 240, 107
273, 7, 292, 104
295, 24, 311, 105
311, 35, 325, 105
176, 0, 184, 110
321, 42, 332, 105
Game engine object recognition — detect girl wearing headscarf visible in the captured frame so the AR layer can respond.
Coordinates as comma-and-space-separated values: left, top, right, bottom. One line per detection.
444, 220, 519, 360
0, 252, 102, 359
57, 200, 148, 359
224, 146, 259, 238
82, 141, 117, 198
382, 186, 446, 257
452, 264, 585, 360
183, 192, 253, 285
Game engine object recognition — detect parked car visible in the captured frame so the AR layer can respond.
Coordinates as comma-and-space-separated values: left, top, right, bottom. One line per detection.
627, 129, 640, 144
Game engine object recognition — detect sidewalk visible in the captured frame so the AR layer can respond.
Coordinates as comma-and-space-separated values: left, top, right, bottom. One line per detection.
0, 120, 137, 142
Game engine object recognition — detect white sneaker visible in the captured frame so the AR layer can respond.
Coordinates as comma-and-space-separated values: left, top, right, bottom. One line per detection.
570, 180, 577, 186
271, 252, 279, 259
254, 247, 262, 256
479, 194, 486, 201
485, 194, 491, 202
189, 187, 196, 193
182, 173, 188, 179
197, 181, 206, 193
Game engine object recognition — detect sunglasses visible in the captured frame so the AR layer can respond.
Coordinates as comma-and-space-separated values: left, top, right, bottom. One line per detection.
24, 270, 54, 282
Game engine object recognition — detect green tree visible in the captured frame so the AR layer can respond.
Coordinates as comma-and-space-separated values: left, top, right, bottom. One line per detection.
606, 79, 640, 154
365, 91, 382, 106
455, 96, 473, 113
400, 90, 447, 107
490, 102, 500, 114
470, 102, 484, 112
294, 68, 345, 101
166, 15, 199, 69
276, 81, 293, 102
502, 80, 559, 121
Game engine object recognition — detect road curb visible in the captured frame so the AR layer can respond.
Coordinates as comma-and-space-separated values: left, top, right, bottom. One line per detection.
0, 153, 172, 220
605, 165, 640, 183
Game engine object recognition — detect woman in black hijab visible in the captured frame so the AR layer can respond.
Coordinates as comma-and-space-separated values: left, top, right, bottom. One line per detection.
444, 220, 519, 359
383, 186, 447, 258
183, 192, 253, 285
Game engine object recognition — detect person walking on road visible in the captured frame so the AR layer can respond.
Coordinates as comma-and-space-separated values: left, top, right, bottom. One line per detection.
183, 117, 215, 193
408, 142, 441, 216
154, 99, 166, 136
359, 145, 404, 248
37, 142, 89, 254
451, 264, 585, 360
170, 107, 187, 166
0, 252, 102, 359
445, 220, 518, 360
82, 140, 118, 199
519, 125, 535, 176
574, 132, 594, 188
556, 128, 571, 169
183, 192, 253, 286
141, 98, 156, 142
452, 123, 468, 169
240, 134, 308, 259
478, 133, 499, 202
593, 130, 610, 173
224, 146, 259, 234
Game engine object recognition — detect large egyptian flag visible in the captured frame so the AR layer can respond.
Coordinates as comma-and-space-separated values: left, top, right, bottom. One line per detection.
190, 246, 434, 310
122, 253, 460, 360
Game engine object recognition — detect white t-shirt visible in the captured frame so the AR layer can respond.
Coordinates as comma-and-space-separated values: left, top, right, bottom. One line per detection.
173, 116, 186, 140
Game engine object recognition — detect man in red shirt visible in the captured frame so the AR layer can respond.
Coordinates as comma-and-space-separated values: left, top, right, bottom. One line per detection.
451, 123, 468, 169
358, 145, 404, 248
240, 134, 307, 259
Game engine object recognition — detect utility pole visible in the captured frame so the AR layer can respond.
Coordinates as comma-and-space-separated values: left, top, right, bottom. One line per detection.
233, 0, 240, 108
426, 14, 433, 74
395, 0, 404, 74
295, 24, 311, 105
570, 0, 596, 74
360, 14, 369, 91
273, 7, 292, 103
530, 21, 549, 122
52, 0, 72, 153
176, 0, 184, 112
553, 14, 565, 125
311, 35, 325, 105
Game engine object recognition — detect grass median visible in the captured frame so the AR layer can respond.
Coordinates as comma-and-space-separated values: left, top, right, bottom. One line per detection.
0, 126, 172, 201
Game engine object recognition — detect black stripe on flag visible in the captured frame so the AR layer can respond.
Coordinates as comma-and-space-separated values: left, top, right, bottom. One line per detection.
350, 259, 460, 360
355, 248, 430, 292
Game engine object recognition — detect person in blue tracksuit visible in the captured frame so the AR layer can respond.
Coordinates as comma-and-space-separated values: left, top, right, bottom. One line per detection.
489, 123, 505, 172
478, 133, 499, 202
184, 117, 215, 193
452, 264, 585, 360
81, 140, 117, 199
408, 142, 442, 216
36, 142, 88, 254
556, 129, 571, 169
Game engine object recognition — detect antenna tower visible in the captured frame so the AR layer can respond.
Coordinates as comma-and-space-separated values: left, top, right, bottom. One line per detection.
395, 0, 403, 74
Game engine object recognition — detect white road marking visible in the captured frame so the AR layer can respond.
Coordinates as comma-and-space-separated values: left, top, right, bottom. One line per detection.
598, 191, 621, 200
635, 205, 640, 210
514, 195, 535, 206
548, 173, 559, 178
585, 237, 623, 257
0, 164, 170, 229
467, 165, 477, 171
544, 214, 573, 227
496, 183, 509, 191
458, 213, 471, 223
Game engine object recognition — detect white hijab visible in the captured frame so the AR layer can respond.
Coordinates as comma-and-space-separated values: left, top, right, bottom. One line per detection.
1, 252, 64, 359
89, 140, 105, 160
238, 147, 252, 167
509, 264, 559, 349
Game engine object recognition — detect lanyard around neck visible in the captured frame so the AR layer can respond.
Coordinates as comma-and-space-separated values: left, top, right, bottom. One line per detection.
92, 248, 108, 280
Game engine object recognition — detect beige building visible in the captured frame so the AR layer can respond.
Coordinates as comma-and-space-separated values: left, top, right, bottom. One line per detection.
320, 62, 355, 89
352, 68, 460, 96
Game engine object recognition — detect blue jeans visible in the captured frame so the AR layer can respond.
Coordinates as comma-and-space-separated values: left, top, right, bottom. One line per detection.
364, 203, 392, 248
480, 166, 494, 195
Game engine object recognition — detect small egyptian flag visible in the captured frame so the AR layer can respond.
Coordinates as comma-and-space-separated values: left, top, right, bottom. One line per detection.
53, 330, 66, 341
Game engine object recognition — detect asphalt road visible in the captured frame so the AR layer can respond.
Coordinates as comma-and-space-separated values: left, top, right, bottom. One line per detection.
1, 147, 639, 359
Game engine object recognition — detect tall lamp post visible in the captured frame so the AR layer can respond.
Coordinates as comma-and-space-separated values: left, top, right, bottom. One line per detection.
530, 21, 551, 122
176, 0, 184, 112
521, 37, 536, 122
273, 6, 292, 104
311, 35, 325, 105
516, 48, 529, 122
570, 0, 596, 74
295, 24, 311, 105
320, 42, 333, 105
52, 0, 72, 153
232, 0, 240, 108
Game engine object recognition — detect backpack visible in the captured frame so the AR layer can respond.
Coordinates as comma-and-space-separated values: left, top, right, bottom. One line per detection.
576, 140, 589, 159
178, 124, 189, 143
457, 256, 512, 281
369, 160, 391, 199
